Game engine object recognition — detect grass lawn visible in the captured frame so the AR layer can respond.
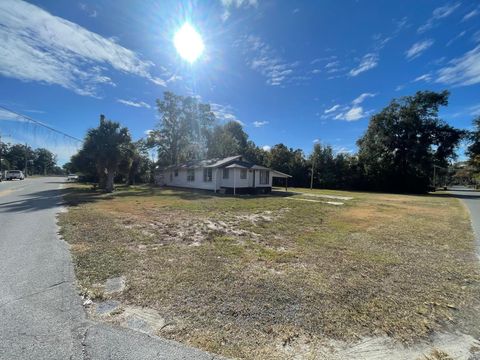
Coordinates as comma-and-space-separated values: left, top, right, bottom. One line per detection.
58, 185, 480, 359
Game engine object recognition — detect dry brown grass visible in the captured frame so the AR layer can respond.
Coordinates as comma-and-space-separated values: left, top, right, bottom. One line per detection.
58, 185, 480, 359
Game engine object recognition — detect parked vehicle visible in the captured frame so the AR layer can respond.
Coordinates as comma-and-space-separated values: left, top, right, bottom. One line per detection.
6, 170, 25, 180
67, 174, 79, 182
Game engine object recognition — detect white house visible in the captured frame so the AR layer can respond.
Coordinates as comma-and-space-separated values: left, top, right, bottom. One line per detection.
155, 155, 291, 194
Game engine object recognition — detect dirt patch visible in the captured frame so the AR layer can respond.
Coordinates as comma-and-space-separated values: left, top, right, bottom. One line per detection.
117, 208, 291, 246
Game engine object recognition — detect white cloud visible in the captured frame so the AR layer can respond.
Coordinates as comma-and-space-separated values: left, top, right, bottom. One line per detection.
117, 99, 151, 109
325, 61, 339, 69
414, 73, 432, 82
253, 120, 269, 127
293, 8, 300, 14
326, 93, 375, 121
352, 93, 376, 105
312, 139, 320, 144
418, 3, 460, 33
210, 103, 244, 125
405, 39, 434, 60
335, 106, 366, 121
79, 3, 98, 18
446, 30, 466, 46
436, 45, 480, 87
0, 0, 167, 97
349, 53, 378, 77
242, 35, 299, 86
311, 69, 321, 74
0, 108, 26, 122
462, 8, 479, 21
219, 0, 258, 21
324, 105, 340, 114
262, 145, 271, 151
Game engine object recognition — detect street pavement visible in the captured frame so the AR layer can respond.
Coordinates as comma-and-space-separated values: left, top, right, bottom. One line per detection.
0, 177, 219, 360
447, 186, 480, 259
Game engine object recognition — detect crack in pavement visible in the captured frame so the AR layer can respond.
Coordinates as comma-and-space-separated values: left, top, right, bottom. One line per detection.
0, 280, 68, 309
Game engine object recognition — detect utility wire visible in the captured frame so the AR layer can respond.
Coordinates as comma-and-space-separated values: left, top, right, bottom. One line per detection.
0, 104, 82, 142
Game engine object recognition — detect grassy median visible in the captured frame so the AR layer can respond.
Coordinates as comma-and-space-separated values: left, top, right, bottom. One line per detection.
58, 185, 480, 359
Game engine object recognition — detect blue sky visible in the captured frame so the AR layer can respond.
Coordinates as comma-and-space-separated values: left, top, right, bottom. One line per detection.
0, 0, 479, 164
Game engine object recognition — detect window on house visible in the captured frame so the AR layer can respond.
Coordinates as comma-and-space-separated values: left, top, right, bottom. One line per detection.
259, 170, 269, 185
174, 169, 178, 177
187, 169, 195, 182
203, 168, 212, 182
240, 169, 247, 179
169, 172, 173, 181
223, 168, 229, 179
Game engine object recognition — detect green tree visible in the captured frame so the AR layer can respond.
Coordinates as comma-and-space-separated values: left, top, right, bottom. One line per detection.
268, 144, 309, 187
150, 91, 215, 166
206, 121, 250, 159
357, 90, 463, 193
5, 144, 34, 173
33, 148, 56, 175
309, 143, 337, 188
467, 117, 480, 186
74, 115, 133, 192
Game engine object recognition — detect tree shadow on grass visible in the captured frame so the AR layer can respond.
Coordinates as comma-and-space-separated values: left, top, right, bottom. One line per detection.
0, 183, 298, 214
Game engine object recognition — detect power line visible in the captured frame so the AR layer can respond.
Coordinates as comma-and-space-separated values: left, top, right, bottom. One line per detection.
0, 105, 82, 142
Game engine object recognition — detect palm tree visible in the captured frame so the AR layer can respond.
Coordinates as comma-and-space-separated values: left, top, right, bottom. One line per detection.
82, 115, 133, 192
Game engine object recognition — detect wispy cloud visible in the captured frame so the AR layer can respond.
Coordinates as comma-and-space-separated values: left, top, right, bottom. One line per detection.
79, 3, 98, 18
418, 3, 460, 33
324, 93, 376, 122
324, 104, 340, 114
349, 53, 378, 77
211, 103, 244, 125
405, 39, 434, 60
253, 120, 269, 127
219, 0, 258, 22
446, 30, 467, 46
414, 73, 432, 82
117, 99, 151, 109
0, 0, 167, 97
462, 8, 479, 21
436, 45, 480, 87
242, 35, 300, 86
0, 108, 25, 122
352, 93, 376, 105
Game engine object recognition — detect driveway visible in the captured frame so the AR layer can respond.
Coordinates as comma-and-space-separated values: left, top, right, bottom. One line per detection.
447, 186, 480, 259
0, 177, 218, 360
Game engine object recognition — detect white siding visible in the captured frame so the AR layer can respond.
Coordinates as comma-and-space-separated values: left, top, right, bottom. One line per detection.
253, 169, 272, 188
163, 168, 217, 190
218, 168, 251, 188
160, 167, 273, 190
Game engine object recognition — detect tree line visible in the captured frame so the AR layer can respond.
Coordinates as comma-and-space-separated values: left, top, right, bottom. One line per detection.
69, 90, 479, 193
0, 142, 63, 176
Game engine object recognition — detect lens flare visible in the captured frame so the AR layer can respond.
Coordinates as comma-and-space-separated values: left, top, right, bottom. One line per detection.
173, 23, 204, 63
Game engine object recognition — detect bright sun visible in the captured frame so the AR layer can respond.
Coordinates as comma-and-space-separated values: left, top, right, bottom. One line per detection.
174, 23, 204, 63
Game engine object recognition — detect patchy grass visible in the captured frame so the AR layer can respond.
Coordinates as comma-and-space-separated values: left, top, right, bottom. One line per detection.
58, 185, 480, 359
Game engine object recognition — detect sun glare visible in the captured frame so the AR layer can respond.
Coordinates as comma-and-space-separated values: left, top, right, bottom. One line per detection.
174, 23, 204, 63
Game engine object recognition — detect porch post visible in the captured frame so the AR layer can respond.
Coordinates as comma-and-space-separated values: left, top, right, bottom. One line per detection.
233, 168, 236, 195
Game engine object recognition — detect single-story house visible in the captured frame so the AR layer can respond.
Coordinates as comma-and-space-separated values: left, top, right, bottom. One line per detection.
155, 155, 291, 194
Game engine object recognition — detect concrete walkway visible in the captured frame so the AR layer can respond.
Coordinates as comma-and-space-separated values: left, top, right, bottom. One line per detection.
0, 177, 219, 360
447, 186, 480, 259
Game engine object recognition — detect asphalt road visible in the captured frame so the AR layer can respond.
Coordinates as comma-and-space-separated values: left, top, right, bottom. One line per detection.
447, 186, 480, 259
0, 177, 219, 360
